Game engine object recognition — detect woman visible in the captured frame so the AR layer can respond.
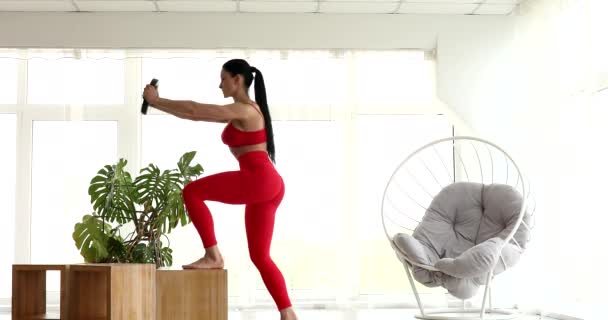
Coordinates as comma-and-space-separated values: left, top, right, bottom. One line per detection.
142, 59, 297, 320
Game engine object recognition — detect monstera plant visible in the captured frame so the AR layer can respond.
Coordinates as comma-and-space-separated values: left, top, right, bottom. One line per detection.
73, 151, 203, 268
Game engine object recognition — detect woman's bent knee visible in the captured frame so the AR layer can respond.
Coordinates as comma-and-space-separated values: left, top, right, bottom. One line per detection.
250, 253, 273, 269
183, 180, 203, 201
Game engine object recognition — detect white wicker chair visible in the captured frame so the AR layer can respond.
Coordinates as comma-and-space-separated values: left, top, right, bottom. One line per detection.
381, 136, 535, 320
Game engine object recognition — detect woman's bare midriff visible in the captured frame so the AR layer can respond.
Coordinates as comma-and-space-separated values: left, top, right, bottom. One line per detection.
230, 143, 268, 159
229, 102, 267, 159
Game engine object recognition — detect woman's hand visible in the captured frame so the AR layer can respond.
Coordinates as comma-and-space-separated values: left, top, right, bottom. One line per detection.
143, 84, 160, 106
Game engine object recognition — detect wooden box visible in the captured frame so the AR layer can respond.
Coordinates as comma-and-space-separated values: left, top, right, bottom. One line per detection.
12, 264, 70, 320
67, 263, 155, 320
156, 269, 227, 320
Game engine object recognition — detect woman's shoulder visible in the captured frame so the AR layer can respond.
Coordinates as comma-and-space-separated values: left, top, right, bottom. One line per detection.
240, 101, 262, 115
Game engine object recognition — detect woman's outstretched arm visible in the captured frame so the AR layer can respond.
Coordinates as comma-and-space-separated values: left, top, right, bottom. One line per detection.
143, 85, 247, 123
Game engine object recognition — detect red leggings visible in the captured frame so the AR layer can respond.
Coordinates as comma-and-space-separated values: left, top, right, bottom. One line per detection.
182, 151, 291, 310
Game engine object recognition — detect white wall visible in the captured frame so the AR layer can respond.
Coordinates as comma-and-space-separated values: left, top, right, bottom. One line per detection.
435, 18, 519, 137
436, 1, 608, 318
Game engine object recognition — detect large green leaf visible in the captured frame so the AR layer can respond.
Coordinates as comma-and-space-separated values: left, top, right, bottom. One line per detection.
73, 215, 111, 262
88, 159, 136, 224
135, 165, 182, 208
154, 186, 188, 235
135, 165, 165, 206
178, 151, 204, 183
160, 246, 173, 267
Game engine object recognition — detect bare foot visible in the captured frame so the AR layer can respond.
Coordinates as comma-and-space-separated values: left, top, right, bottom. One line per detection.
280, 307, 298, 320
182, 255, 224, 269
182, 246, 224, 269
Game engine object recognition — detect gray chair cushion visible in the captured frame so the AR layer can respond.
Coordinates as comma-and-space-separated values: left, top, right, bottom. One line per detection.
393, 182, 531, 299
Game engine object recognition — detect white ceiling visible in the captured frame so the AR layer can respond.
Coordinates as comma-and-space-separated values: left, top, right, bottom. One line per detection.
0, 0, 523, 15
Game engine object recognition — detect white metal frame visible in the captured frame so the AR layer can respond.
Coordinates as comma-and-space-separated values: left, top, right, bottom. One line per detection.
381, 136, 533, 320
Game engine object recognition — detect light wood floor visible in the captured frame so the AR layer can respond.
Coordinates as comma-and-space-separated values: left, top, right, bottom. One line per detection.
0, 308, 557, 320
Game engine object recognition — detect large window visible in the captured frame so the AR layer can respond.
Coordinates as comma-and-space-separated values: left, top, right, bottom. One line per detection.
4, 48, 450, 310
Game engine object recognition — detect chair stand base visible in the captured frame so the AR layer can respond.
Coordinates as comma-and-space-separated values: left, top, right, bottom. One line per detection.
414, 308, 520, 320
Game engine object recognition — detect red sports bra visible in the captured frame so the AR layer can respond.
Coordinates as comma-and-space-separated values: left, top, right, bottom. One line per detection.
221, 103, 266, 147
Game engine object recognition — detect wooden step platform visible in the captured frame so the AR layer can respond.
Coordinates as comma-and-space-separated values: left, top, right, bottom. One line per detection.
68, 264, 155, 320
156, 269, 227, 320
12, 264, 228, 320
12, 264, 69, 320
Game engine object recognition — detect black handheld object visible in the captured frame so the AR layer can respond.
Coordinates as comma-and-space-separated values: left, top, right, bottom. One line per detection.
141, 78, 159, 115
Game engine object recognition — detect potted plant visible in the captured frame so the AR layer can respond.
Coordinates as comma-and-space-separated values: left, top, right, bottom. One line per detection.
73, 151, 203, 268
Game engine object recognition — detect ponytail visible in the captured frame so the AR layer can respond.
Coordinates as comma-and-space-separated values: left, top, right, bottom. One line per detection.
251, 67, 276, 163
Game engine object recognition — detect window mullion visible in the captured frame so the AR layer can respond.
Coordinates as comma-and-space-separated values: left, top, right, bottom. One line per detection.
120, 53, 142, 175
335, 50, 361, 307
14, 110, 33, 264
14, 49, 31, 264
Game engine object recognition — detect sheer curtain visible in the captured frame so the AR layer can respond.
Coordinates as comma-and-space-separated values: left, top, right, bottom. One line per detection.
1, 48, 450, 309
